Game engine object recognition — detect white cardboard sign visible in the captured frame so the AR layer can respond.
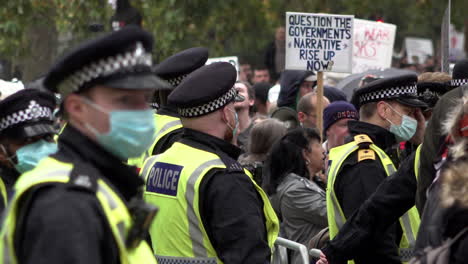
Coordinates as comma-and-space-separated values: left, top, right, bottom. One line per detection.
405, 37, 434, 64
352, 19, 396, 73
285, 12, 354, 73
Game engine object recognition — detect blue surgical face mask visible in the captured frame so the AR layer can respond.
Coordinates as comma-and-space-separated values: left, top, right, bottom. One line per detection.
13, 140, 58, 173
82, 98, 155, 160
385, 103, 418, 142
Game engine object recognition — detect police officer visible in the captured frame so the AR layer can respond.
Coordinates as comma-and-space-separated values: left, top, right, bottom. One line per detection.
0, 26, 170, 263
0, 89, 58, 211
326, 74, 425, 263
140, 62, 279, 263
129, 47, 209, 169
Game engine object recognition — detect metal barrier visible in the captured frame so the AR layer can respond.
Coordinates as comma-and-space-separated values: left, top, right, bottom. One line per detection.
273, 237, 310, 264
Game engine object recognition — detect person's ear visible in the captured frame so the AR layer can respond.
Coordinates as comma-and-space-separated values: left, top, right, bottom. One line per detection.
376, 101, 389, 120
298, 112, 306, 123
302, 148, 308, 161
64, 94, 88, 123
249, 97, 255, 107
221, 107, 230, 123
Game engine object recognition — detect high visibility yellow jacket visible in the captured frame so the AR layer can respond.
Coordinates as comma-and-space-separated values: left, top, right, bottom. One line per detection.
0, 157, 156, 264
140, 141, 279, 264
326, 135, 420, 263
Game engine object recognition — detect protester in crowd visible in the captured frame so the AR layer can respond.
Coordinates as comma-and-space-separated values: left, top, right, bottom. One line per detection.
234, 81, 255, 151
252, 82, 272, 116
322, 101, 359, 153
0, 26, 167, 264
414, 91, 468, 254
239, 62, 253, 84
140, 62, 279, 263
277, 70, 317, 111
239, 118, 287, 185
252, 67, 271, 84
297, 92, 330, 129
264, 127, 327, 264
417, 59, 468, 212
271, 106, 300, 131
264, 26, 286, 82
128, 47, 209, 170
438, 100, 468, 263
324, 85, 347, 103
0, 89, 58, 212
326, 74, 425, 263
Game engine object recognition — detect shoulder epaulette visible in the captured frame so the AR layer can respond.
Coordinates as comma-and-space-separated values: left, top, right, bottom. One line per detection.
354, 134, 373, 149
354, 134, 376, 162
358, 149, 376, 162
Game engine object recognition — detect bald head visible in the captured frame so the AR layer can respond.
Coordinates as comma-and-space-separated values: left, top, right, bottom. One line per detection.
297, 93, 330, 128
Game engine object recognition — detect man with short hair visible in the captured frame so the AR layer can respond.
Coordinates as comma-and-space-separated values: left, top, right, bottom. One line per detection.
326, 74, 425, 263
0, 26, 168, 263
297, 93, 330, 129
322, 101, 359, 152
141, 62, 279, 264
234, 81, 255, 151
252, 82, 271, 116
277, 70, 318, 111
0, 89, 58, 212
252, 67, 271, 84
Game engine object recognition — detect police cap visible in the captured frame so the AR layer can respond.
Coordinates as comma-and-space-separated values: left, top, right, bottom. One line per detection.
44, 25, 170, 96
417, 82, 450, 109
153, 47, 209, 87
351, 73, 426, 109
451, 59, 468, 88
0, 89, 56, 139
168, 62, 243, 118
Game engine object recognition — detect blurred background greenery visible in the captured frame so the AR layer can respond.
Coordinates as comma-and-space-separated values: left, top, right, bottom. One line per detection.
0, 0, 466, 82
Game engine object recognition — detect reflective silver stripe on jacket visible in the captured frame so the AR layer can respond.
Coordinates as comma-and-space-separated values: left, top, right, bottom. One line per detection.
329, 145, 358, 229
141, 155, 160, 182
3, 169, 71, 264
155, 255, 216, 264
155, 120, 181, 139
185, 159, 224, 257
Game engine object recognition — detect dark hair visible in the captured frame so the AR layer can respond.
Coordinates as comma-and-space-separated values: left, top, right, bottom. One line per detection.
262, 127, 321, 195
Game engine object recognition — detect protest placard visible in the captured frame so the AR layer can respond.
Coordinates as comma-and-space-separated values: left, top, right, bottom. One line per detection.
285, 12, 354, 73
352, 19, 396, 73
405, 37, 434, 64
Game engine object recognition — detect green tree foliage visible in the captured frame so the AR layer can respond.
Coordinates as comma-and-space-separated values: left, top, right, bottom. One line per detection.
0, 0, 466, 81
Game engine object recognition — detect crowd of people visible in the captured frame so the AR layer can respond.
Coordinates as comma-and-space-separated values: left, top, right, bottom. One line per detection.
0, 19, 467, 264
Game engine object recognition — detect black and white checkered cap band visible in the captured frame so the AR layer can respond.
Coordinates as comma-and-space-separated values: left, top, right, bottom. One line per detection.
57, 42, 152, 95
359, 84, 417, 105
165, 74, 187, 87
451, 79, 468, 88
178, 87, 237, 117
0, 100, 53, 132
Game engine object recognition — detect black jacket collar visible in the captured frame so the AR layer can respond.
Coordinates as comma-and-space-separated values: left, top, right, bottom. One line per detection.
347, 120, 397, 151
55, 125, 142, 201
180, 128, 241, 161
157, 105, 180, 118
0, 164, 19, 190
